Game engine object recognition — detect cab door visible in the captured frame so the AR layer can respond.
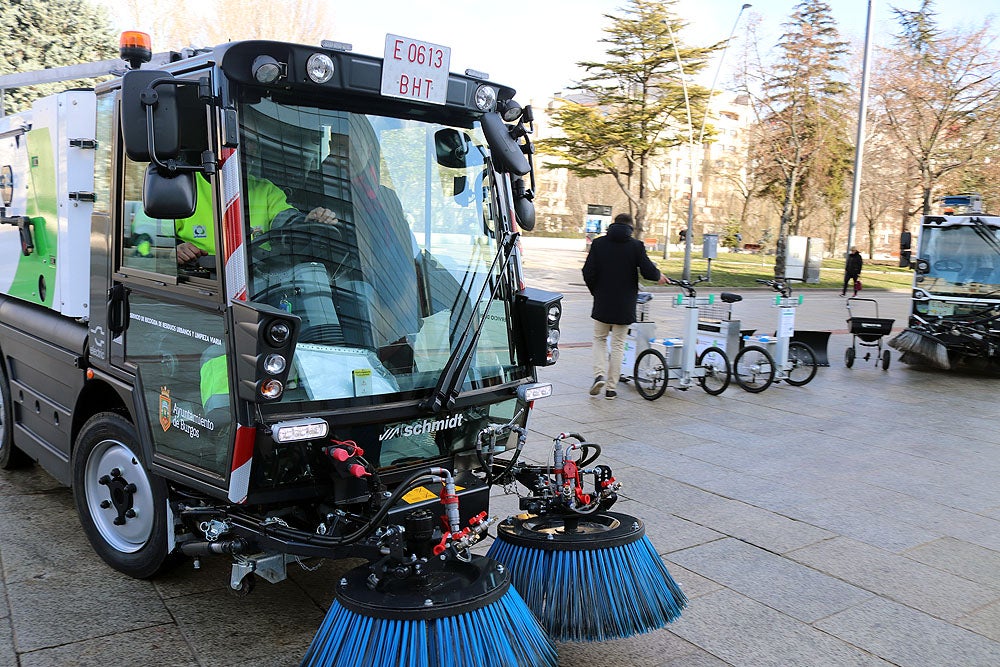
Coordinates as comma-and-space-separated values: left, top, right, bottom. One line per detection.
109, 70, 234, 486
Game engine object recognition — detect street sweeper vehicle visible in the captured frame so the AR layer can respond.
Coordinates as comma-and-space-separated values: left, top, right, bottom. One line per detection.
890, 196, 1000, 372
0, 31, 686, 665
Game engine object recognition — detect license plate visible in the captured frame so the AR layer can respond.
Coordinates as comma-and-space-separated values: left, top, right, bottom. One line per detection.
927, 301, 954, 316
381, 34, 451, 105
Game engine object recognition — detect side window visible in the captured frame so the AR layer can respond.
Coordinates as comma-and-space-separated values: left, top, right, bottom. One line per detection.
120, 74, 213, 280
122, 156, 179, 276
93, 93, 114, 214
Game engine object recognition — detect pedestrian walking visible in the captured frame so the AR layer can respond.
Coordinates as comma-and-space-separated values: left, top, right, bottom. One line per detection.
582, 213, 666, 399
842, 247, 863, 296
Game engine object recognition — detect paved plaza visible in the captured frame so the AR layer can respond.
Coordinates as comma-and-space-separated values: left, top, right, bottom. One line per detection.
2, 246, 999, 665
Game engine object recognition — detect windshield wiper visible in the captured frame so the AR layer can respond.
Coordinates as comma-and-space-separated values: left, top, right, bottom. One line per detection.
421, 231, 520, 414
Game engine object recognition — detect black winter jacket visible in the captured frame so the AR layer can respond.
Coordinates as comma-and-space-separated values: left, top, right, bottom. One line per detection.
582, 222, 662, 324
845, 251, 863, 278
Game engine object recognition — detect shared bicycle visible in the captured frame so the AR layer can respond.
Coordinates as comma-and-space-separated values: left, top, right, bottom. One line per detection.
731, 278, 818, 392
633, 277, 733, 400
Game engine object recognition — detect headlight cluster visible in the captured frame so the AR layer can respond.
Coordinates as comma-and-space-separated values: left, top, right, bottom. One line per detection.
515, 288, 563, 367
232, 302, 300, 404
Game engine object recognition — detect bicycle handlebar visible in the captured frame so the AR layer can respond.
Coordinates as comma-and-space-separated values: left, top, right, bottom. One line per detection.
754, 278, 793, 298
665, 275, 708, 297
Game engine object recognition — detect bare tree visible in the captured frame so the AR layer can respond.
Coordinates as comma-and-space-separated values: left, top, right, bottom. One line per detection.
874, 2, 1000, 223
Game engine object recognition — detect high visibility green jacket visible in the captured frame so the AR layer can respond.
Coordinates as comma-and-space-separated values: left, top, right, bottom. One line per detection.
174, 173, 294, 253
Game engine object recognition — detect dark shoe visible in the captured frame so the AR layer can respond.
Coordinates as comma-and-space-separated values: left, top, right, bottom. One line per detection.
589, 376, 605, 396
605, 390, 617, 400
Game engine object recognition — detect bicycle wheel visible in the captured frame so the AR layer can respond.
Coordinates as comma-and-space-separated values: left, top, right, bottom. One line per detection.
784, 341, 818, 386
697, 346, 731, 395
634, 348, 668, 400
733, 345, 775, 393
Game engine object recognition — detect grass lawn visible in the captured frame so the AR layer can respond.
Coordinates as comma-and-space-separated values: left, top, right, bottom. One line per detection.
643, 250, 914, 291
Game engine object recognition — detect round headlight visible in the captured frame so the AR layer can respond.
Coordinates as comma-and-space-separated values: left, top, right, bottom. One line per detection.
266, 321, 291, 346
252, 55, 282, 84
547, 329, 560, 346
306, 53, 335, 84
547, 305, 561, 325
263, 353, 287, 375
260, 379, 284, 400
547, 348, 560, 364
474, 85, 497, 111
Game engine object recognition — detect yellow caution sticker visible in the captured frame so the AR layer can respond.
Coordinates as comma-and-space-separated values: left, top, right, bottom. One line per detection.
402, 487, 438, 503
401, 484, 466, 504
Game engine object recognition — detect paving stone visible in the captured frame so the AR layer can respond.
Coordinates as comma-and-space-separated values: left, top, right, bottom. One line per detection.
556, 627, 707, 667
0, 490, 94, 584
18, 624, 198, 667
668, 588, 890, 666
164, 581, 324, 666
789, 536, 999, 621
669, 538, 874, 622
815, 596, 1000, 667
957, 599, 1000, 643
6, 568, 171, 653
783, 497, 940, 551
903, 537, 1000, 589
663, 559, 725, 601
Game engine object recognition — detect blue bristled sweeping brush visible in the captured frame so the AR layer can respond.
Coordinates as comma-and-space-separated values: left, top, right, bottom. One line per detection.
300, 555, 557, 667
487, 511, 687, 642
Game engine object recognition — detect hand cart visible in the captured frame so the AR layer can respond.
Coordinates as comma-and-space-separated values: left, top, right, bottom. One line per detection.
845, 297, 895, 370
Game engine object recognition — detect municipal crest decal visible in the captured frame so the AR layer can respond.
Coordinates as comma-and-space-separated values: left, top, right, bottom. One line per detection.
159, 386, 172, 432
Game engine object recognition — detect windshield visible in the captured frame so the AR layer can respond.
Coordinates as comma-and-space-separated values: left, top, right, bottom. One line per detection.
238, 99, 528, 404
916, 223, 1000, 298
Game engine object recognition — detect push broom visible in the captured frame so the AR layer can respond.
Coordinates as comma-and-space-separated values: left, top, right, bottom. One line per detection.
486, 432, 688, 642
889, 326, 950, 369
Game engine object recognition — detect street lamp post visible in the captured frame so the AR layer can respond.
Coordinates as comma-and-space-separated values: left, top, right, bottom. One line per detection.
664, 4, 750, 281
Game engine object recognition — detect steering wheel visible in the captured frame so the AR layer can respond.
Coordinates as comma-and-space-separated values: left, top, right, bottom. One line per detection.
249, 220, 348, 274
933, 259, 963, 272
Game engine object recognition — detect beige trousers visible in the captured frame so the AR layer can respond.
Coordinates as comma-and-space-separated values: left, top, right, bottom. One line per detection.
592, 321, 630, 391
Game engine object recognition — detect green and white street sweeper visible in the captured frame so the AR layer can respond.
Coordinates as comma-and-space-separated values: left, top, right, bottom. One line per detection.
0, 31, 685, 666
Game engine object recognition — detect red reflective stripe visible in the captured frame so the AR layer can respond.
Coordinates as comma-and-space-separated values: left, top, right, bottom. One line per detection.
232, 425, 255, 471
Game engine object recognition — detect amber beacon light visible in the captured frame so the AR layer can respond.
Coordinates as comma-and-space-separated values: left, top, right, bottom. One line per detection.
119, 31, 152, 69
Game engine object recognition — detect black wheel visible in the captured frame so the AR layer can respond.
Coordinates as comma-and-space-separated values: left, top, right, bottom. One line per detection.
634, 348, 668, 400
881, 349, 891, 370
733, 345, 775, 393
697, 346, 731, 395
784, 341, 818, 386
0, 361, 29, 470
845, 346, 856, 368
73, 412, 171, 579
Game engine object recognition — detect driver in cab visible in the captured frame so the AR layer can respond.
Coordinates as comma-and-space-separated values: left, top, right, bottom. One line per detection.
174, 139, 339, 264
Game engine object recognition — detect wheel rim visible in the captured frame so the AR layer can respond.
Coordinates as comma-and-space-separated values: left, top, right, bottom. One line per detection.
735, 348, 773, 391
84, 438, 155, 553
635, 350, 667, 400
698, 349, 730, 395
785, 343, 817, 386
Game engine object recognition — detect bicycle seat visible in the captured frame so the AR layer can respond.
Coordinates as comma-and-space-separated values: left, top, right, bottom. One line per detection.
719, 292, 742, 303
637, 292, 654, 304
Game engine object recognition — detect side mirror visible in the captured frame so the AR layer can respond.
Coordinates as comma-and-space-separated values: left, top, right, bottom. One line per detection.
143, 165, 196, 219
435, 129, 475, 168
121, 70, 180, 162
481, 112, 529, 175
512, 177, 535, 231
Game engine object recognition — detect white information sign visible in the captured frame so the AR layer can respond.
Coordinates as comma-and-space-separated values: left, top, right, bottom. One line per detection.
381, 34, 451, 105
777, 307, 796, 338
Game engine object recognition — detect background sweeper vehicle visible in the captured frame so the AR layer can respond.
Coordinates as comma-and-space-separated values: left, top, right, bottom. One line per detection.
890, 194, 1000, 372
0, 31, 686, 665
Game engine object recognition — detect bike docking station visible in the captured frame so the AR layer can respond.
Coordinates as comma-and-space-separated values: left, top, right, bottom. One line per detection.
731, 279, 819, 392
630, 277, 734, 400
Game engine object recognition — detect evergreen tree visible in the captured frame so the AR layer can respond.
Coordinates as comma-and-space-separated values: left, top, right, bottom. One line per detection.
0, 0, 117, 113
748, 0, 849, 278
537, 0, 719, 239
